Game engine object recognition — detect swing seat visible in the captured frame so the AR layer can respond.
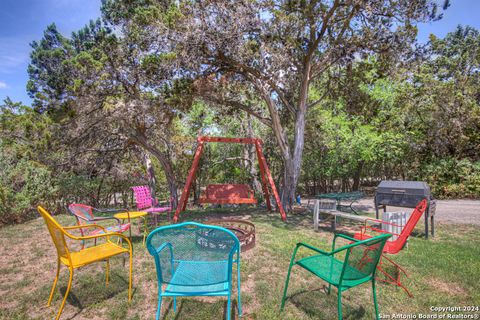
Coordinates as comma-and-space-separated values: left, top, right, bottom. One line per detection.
200, 184, 257, 204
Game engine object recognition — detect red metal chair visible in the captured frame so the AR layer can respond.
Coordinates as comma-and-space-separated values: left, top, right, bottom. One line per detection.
199, 184, 257, 205
132, 186, 172, 224
354, 199, 428, 296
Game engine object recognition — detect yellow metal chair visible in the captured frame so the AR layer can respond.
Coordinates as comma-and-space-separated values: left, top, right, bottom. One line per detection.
37, 206, 133, 320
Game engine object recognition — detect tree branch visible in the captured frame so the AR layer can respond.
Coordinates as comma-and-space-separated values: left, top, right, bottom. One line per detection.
208, 96, 273, 127
217, 53, 297, 115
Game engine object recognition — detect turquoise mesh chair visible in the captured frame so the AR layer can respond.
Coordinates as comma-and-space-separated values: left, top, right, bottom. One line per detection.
146, 222, 242, 320
281, 233, 391, 319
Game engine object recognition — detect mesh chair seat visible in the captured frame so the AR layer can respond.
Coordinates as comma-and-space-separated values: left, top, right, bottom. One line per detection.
165, 260, 229, 295
297, 254, 370, 288
61, 242, 128, 268
89, 223, 131, 236
145, 207, 171, 213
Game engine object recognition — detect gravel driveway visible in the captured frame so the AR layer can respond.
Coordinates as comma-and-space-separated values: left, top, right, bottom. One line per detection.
352, 198, 480, 225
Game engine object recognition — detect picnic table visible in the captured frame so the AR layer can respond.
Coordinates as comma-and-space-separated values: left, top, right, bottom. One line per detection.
316, 191, 364, 214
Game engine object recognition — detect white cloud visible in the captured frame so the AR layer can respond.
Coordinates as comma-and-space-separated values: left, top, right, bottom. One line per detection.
0, 37, 30, 74
0, 81, 8, 89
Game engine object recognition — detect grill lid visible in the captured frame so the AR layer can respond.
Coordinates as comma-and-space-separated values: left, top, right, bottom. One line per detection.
376, 180, 430, 196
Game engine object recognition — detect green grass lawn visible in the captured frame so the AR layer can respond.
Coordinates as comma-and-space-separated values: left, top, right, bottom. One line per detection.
0, 207, 479, 319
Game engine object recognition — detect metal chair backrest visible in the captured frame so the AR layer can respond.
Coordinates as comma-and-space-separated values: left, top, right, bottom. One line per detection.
146, 222, 240, 285
341, 234, 390, 282
132, 185, 154, 210
68, 203, 95, 224
389, 199, 427, 254
37, 206, 71, 261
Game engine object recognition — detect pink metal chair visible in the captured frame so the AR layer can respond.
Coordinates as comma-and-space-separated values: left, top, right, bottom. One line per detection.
131, 186, 173, 224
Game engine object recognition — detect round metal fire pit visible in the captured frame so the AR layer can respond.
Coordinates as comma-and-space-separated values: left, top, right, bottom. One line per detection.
203, 219, 256, 252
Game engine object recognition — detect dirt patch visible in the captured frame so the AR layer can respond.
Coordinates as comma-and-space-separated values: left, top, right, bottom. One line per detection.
428, 278, 467, 296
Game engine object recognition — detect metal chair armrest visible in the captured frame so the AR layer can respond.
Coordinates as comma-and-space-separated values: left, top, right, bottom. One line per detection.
334, 233, 358, 242
64, 229, 132, 250
364, 225, 400, 236
331, 233, 392, 255
332, 233, 359, 251
295, 242, 332, 256
287, 242, 333, 270
93, 207, 127, 214
155, 242, 173, 255
64, 224, 108, 232
371, 219, 403, 228
363, 217, 382, 227
90, 216, 123, 231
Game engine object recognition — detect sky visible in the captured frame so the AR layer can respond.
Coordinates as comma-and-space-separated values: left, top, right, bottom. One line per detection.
0, 0, 479, 105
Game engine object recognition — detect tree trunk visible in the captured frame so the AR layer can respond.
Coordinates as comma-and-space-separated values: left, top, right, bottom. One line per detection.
144, 152, 157, 201
352, 161, 364, 191
148, 148, 178, 209
245, 115, 262, 194
130, 131, 178, 209
281, 157, 296, 210
281, 60, 310, 210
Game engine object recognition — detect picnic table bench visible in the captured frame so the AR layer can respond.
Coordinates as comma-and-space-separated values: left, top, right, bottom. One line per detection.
315, 191, 364, 214
312, 199, 376, 231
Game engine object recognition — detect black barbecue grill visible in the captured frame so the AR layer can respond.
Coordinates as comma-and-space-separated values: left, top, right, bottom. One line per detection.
375, 180, 436, 239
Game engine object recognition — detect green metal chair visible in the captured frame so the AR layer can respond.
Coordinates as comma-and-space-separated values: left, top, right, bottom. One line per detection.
280, 233, 391, 319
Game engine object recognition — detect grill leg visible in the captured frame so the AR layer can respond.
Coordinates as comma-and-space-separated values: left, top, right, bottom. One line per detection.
431, 215, 435, 238
425, 211, 429, 240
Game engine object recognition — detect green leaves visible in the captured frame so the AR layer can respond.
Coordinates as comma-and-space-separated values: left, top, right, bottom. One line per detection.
27, 24, 75, 114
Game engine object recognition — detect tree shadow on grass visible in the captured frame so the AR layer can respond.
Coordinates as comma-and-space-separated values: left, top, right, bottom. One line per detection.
159, 297, 240, 320
288, 286, 367, 319
176, 206, 314, 230
55, 271, 133, 318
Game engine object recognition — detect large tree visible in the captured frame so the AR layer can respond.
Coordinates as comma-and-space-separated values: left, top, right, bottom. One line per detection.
140, 0, 445, 208
27, 21, 191, 206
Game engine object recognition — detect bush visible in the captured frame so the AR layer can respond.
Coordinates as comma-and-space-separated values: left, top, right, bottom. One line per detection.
416, 158, 480, 199
0, 156, 57, 224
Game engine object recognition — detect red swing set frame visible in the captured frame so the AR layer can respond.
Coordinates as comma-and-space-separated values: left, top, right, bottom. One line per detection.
174, 136, 287, 222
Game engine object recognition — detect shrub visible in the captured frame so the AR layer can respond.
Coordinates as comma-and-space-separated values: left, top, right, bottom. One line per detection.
416, 158, 480, 199
0, 156, 57, 224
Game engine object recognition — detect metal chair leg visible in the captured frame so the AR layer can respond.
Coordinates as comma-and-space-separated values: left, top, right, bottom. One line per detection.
237, 261, 242, 316
281, 246, 300, 311
155, 295, 162, 320
56, 267, 73, 320
106, 259, 109, 286
128, 250, 133, 301
280, 263, 294, 311
142, 216, 148, 246
47, 259, 61, 306
377, 255, 413, 297
337, 291, 343, 320
227, 294, 232, 320
372, 280, 379, 320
